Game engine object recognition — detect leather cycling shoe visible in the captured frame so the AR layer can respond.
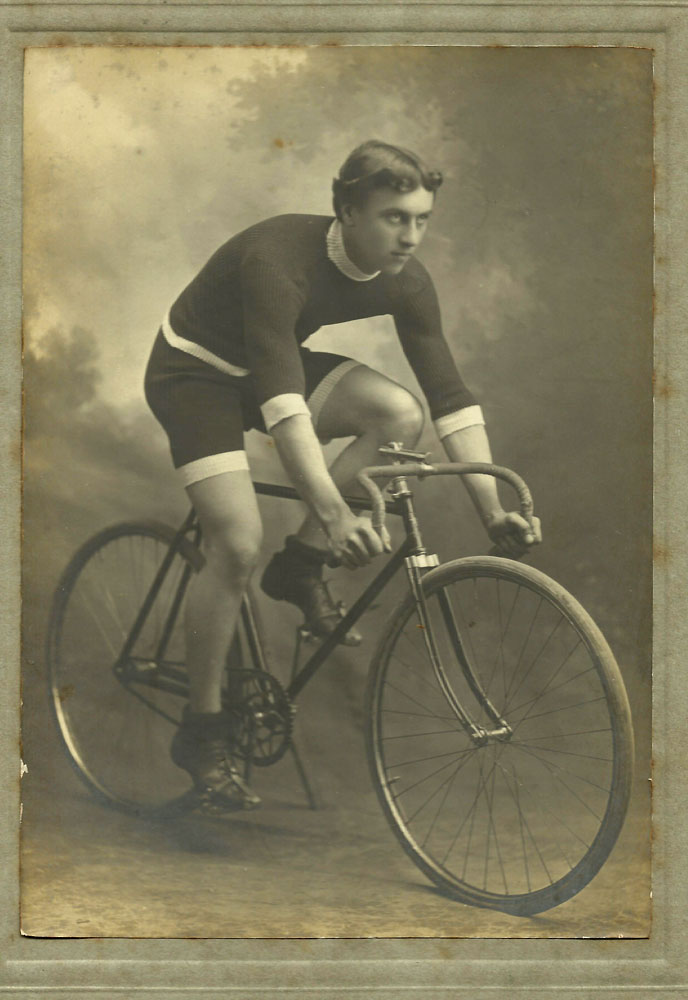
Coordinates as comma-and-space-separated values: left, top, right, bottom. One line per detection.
261, 535, 362, 644
171, 709, 261, 810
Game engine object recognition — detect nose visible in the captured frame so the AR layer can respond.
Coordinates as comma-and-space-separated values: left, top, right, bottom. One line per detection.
399, 221, 421, 248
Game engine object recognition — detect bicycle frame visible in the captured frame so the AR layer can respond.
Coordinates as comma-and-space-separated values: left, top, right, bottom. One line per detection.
114, 460, 534, 743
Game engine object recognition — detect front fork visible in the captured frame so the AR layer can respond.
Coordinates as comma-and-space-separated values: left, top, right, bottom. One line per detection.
389, 467, 512, 748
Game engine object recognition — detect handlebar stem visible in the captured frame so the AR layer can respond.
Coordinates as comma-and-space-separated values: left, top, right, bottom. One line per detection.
388, 475, 426, 555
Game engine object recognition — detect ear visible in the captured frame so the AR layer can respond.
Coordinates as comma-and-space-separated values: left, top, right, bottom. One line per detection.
340, 202, 356, 226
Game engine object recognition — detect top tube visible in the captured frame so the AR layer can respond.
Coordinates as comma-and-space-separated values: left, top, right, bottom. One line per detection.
252, 480, 404, 517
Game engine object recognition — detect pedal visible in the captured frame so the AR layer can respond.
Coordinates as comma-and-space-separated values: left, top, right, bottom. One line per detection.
297, 616, 363, 648
336, 601, 363, 646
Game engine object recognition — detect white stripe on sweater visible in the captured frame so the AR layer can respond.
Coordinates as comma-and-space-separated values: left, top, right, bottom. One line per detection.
162, 313, 250, 377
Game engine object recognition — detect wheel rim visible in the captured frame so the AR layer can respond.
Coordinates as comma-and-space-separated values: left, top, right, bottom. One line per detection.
49, 528, 197, 813
371, 562, 631, 912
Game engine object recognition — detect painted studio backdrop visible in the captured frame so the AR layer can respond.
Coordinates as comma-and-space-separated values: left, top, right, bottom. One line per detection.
22, 46, 653, 937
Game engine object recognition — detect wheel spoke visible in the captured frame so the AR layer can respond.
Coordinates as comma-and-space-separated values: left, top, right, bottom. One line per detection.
509, 639, 584, 732
513, 742, 613, 764
441, 749, 501, 867
420, 754, 473, 847
382, 707, 457, 722
382, 727, 464, 741
383, 678, 455, 722
484, 751, 509, 893
390, 645, 445, 698
519, 727, 612, 742
502, 594, 543, 707
404, 751, 474, 828
486, 578, 521, 705
511, 743, 607, 825
496, 754, 585, 865
518, 693, 607, 723
387, 745, 477, 800
387, 745, 476, 770
503, 614, 566, 714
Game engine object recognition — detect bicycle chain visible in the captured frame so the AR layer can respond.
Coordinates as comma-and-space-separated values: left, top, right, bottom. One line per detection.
225, 668, 295, 767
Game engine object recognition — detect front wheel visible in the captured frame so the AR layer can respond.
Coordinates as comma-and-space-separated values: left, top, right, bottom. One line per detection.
366, 557, 634, 915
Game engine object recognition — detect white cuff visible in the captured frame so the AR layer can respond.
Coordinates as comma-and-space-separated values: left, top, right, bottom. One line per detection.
261, 393, 311, 432
434, 405, 485, 439
177, 450, 250, 487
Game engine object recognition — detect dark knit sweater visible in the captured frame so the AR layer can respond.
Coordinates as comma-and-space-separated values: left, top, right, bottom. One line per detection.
168, 214, 476, 420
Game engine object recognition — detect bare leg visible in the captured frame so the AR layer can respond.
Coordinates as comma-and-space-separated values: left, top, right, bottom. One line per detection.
296, 366, 424, 549
184, 469, 263, 713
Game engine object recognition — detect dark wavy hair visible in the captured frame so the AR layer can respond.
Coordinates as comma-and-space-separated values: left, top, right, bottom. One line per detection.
332, 140, 443, 221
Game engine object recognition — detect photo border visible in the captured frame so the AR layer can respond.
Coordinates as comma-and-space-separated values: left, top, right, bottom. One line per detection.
3, 3, 686, 996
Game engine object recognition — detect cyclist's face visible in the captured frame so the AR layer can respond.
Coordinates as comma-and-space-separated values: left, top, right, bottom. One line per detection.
341, 186, 435, 276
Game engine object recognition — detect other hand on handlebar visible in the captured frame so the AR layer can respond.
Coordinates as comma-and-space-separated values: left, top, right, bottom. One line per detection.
485, 509, 542, 558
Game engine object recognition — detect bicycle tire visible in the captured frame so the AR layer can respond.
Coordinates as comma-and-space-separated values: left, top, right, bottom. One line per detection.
47, 520, 208, 817
366, 556, 634, 915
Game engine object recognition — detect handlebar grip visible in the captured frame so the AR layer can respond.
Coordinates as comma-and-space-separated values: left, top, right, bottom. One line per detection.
356, 469, 388, 536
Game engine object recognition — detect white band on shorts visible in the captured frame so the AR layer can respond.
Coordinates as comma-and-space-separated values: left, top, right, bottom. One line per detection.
177, 450, 250, 487
261, 393, 312, 432
434, 405, 485, 440
308, 359, 363, 434
162, 313, 251, 377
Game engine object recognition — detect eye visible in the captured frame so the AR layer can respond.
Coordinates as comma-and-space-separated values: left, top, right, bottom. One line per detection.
386, 211, 404, 223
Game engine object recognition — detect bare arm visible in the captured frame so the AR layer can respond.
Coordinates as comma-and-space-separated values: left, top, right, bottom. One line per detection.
441, 423, 542, 556
270, 413, 389, 567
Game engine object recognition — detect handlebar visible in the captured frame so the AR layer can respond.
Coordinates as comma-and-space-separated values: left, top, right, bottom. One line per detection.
356, 461, 535, 539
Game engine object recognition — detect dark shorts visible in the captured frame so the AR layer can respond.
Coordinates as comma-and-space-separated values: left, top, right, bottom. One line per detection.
144, 330, 361, 482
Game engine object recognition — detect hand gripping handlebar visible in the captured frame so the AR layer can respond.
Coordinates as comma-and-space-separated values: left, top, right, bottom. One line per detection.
356, 462, 535, 538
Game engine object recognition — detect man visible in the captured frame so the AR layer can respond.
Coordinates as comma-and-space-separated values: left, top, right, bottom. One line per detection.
144, 139, 541, 810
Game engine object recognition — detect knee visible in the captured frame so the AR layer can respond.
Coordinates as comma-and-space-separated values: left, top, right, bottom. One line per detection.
202, 521, 263, 586
375, 389, 425, 446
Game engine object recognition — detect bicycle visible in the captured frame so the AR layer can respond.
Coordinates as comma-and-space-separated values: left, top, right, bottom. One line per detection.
46, 445, 634, 916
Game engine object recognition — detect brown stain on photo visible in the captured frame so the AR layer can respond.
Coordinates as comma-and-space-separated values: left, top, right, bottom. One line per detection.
58, 684, 75, 703
652, 540, 670, 566
652, 371, 673, 401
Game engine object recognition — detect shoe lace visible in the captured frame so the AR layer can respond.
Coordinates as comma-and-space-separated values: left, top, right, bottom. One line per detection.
202, 737, 238, 773
306, 576, 342, 617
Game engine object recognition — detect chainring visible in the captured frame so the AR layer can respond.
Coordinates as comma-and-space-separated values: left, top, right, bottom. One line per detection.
225, 668, 295, 766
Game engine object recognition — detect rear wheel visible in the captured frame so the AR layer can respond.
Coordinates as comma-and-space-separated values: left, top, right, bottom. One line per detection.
47, 521, 207, 816
366, 557, 634, 915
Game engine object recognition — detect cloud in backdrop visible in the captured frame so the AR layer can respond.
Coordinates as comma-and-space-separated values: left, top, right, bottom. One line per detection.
23, 45, 653, 661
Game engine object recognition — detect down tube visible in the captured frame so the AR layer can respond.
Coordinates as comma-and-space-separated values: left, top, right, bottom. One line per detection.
288, 541, 413, 700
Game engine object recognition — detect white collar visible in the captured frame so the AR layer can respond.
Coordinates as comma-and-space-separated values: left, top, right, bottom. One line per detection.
326, 219, 380, 282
